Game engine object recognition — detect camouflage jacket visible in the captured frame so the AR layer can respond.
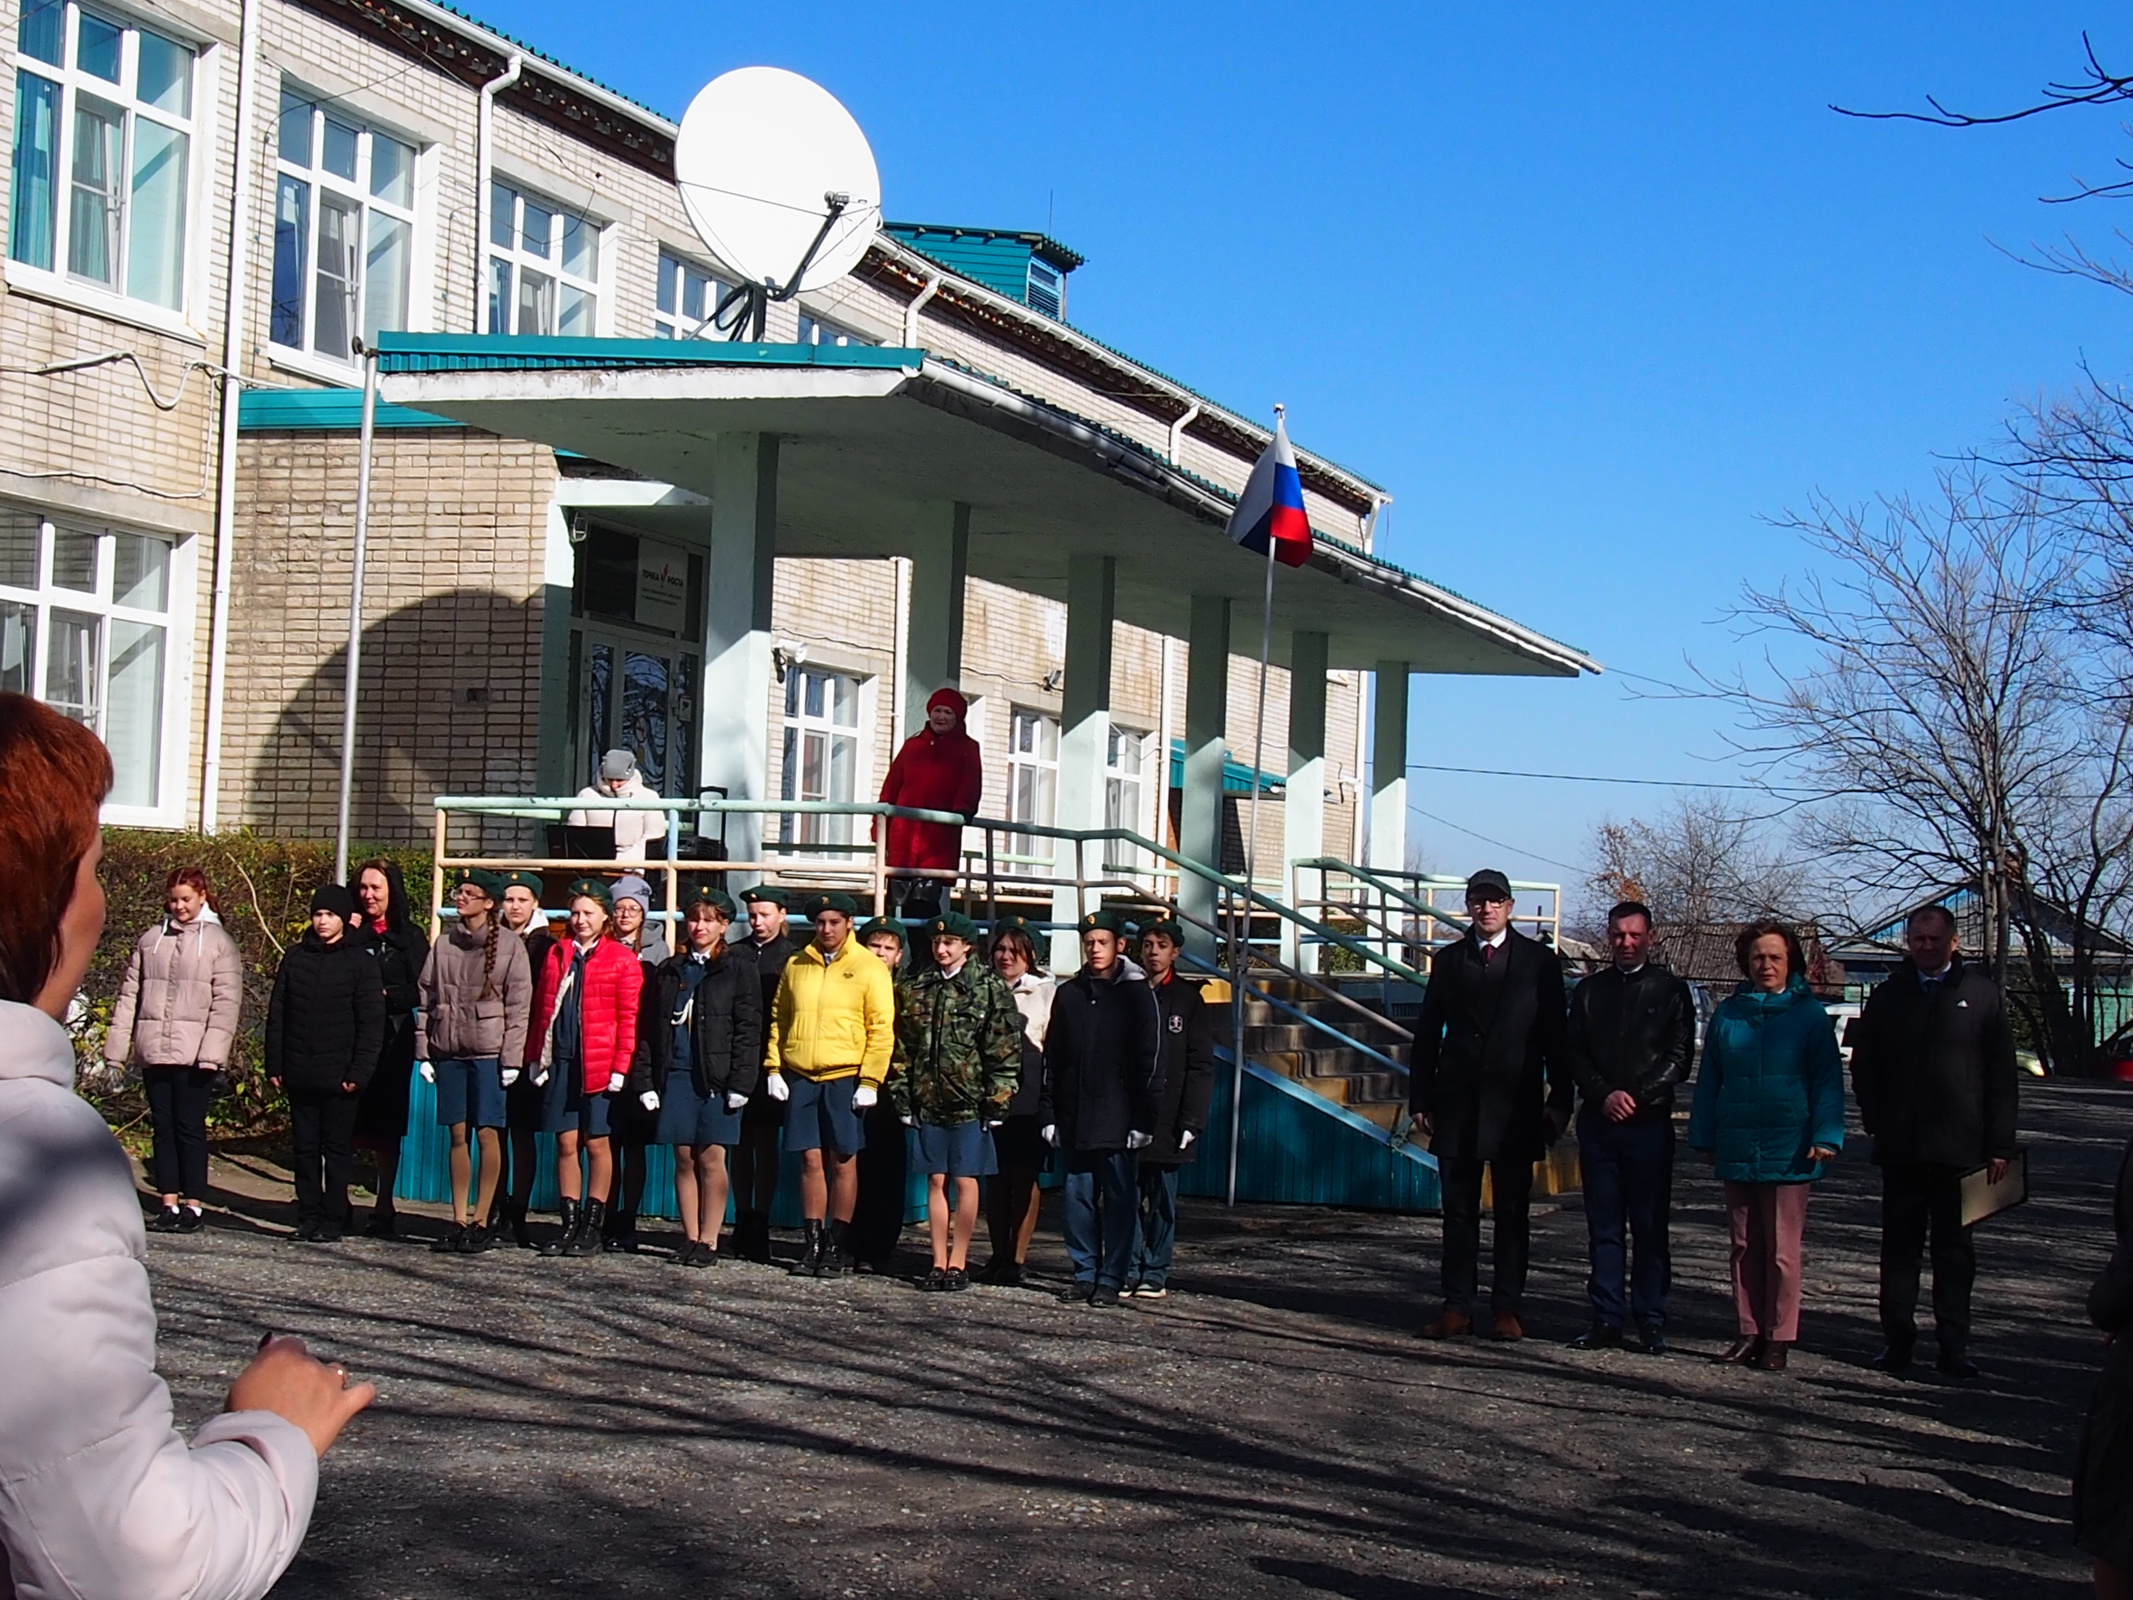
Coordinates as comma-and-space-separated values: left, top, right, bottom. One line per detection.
891, 961, 1024, 1125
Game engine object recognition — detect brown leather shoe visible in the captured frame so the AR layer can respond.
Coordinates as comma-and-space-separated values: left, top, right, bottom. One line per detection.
1420, 1308, 1473, 1340
1752, 1340, 1792, 1372
1713, 1335, 1763, 1365
1491, 1312, 1526, 1342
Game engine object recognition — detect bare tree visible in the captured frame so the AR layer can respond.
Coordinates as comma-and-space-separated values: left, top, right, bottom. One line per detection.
1584, 795, 1809, 929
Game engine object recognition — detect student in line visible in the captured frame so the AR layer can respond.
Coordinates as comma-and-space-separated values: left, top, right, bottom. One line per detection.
980, 916, 1053, 1287
492, 870, 555, 1247
530, 879, 644, 1258
351, 859, 426, 1238
414, 869, 532, 1255
266, 885, 385, 1243
894, 912, 1022, 1291
1131, 919, 1217, 1300
105, 865, 243, 1233
731, 885, 797, 1262
634, 885, 760, 1267
848, 916, 913, 1272
603, 873, 668, 1254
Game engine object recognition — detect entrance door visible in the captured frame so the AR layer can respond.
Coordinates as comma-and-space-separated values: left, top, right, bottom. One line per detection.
576, 625, 698, 799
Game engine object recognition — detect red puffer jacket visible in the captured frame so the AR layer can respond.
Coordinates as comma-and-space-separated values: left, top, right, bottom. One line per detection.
877, 688, 984, 872
532, 935, 643, 1091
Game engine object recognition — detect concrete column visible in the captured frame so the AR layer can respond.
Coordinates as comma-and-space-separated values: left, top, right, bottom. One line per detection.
903, 501, 969, 735
1051, 554, 1115, 967
1281, 630, 1330, 965
1179, 594, 1231, 957
703, 434, 778, 868
1369, 660, 1409, 873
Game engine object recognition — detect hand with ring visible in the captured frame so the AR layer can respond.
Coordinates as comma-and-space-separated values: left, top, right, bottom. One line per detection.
226, 1335, 375, 1458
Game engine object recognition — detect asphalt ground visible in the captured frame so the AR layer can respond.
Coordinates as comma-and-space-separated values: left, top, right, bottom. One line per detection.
136, 1079, 2130, 1599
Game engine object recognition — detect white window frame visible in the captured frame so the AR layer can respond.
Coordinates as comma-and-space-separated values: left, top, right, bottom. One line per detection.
652, 249, 730, 339
778, 665, 864, 854
0, 508, 191, 825
1104, 723, 1152, 875
487, 177, 605, 337
267, 82, 420, 370
797, 308, 872, 347
1007, 707, 1059, 864
7, 2, 202, 323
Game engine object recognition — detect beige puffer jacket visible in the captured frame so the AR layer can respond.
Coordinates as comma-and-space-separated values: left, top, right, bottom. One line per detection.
106, 915, 244, 1070
413, 923, 533, 1070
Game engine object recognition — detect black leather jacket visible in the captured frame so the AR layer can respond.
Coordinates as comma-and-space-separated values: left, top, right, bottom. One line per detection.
1564, 963, 1696, 1117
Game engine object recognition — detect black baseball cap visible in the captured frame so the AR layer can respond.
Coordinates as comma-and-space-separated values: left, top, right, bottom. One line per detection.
1465, 868, 1513, 903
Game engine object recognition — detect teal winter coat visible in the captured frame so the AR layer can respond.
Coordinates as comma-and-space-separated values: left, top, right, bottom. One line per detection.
1687, 976, 1846, 1185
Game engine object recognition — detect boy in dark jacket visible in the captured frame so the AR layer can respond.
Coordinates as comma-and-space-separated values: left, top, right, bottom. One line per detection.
1130, 920, 1216, 1300
1040, 910, 1162, 1308
1849, 904, 2019, 1379
266, 885, 386, 1242
730, 885, 796, 1262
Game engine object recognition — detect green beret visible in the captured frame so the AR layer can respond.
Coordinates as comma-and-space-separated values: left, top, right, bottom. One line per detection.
565, 876, 612, 909
740, 885, 788, 907
1139, 919, 1185, 946
802, 891, 859, 918
856, 917, 905, 946
924, 911, 979, 942
453, 867, 505, 900
497, 869, 544, 894
1080, 909, 1127, 934
684, 883, 736, 916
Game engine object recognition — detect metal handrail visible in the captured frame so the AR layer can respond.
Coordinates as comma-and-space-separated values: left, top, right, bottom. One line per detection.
1181, 952, 1409, 1079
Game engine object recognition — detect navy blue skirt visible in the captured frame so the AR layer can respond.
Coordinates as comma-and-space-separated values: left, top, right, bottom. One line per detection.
655, 1072, 743, 1148
536, 1061, 613, 1137
912, 1118, 997, 1179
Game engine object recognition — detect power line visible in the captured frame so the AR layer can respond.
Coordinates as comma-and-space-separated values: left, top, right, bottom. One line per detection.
1411, 807, 1586, 875
1406, 762, 1811, 795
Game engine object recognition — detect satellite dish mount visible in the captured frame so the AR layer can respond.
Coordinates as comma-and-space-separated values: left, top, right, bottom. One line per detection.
700, 190, 852, 341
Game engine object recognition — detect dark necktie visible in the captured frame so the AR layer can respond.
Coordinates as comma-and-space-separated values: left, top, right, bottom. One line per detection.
1481, 942, 1495, 968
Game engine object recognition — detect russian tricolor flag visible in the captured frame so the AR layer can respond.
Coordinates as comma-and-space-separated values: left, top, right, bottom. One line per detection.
1225, 415, 1312, 568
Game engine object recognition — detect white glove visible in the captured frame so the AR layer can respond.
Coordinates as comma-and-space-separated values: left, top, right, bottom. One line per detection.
606, 1072, 627, 1094
1127, 1130, 1153, 1150
852, 1083, 878, 1110
1178, 1130, 1196, 1151
532, 1068, 551, 1088
418, 1060, 435, 1084
639, 1090, 660, 1112
725, 1091, 749, 1112
986, 1119, 1004, 1130
901, 1114, 917, 1127
1041, 1124, 1059, 1147
765, 1072, 790, 1103
501, 1067, 521, 1087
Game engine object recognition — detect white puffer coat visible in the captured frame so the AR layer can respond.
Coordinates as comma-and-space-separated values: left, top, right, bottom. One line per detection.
105, 915, 243, 1070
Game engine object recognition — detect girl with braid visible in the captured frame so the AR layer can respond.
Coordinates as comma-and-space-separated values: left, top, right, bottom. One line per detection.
413, 870, 532, 1253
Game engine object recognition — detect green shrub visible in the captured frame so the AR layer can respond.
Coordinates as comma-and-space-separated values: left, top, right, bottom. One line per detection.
80, 830, 431, 1149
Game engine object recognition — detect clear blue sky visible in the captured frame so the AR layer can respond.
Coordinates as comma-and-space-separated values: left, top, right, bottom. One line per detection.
492, 0, 2128, 904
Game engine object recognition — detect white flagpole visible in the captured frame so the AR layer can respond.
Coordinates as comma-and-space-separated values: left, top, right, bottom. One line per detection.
335, 343, 379, 886
1228, 403, 1283, 1208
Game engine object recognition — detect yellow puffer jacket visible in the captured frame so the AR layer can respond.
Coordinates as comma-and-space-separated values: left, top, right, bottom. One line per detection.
765, 938, 896, 1084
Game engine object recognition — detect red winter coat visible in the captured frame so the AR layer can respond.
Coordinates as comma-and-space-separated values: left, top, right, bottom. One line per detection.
532, 935, 643, 1092
878, 689, 985, 872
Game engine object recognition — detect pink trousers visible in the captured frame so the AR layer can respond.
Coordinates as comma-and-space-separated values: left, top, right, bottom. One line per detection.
1724, 1181, 1811, 1341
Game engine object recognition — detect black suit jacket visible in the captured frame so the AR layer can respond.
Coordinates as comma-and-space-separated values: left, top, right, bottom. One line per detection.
1849, 955, 2017, 1167
1408, 927, 1570, 1163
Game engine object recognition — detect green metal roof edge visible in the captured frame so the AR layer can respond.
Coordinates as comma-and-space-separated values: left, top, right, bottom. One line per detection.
239, 388, 463, 431
883, 221, 1086, 272
420, 1, 675, 126
370, 331, 922, 374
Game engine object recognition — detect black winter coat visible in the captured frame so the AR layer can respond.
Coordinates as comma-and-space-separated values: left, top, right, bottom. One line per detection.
1565, 963, 1696, 1119
1040, 963, 1162, 1153
743, 932, 796, 1036
1144, 971, 1216, 1166
631, 949, 762, 1101
1849, 956, 2018, 1168
266, 933, 387, 1094
1408, 928, 1570, 1163
2092, 1137, 2133, 1335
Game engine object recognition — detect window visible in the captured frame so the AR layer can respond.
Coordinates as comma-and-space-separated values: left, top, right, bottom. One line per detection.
0, 507, 172, 809
797, 310, 871, 347
1105, 723, 1147, 834
1026, 257, 1064, 319
780, 667, 860, 850
269, 87, 416, 361
10, 3, 195, 309
488, 180, 600, 336
1007, 708, 1058, 862
652, 251, 729, 338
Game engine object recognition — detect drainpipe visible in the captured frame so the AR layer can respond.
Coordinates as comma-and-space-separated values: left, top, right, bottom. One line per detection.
901, 270, 941, 348
199, 0, 259, 832
1166, 400, 1200, 466
473, 53, 524, 331
1364, 493, 1388, 556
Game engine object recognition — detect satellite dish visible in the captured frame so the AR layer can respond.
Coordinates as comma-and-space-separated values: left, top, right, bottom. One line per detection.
673, 67, 881, 335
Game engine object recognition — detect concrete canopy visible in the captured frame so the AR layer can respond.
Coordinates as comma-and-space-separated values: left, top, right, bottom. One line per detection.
374, 335, 1599, 677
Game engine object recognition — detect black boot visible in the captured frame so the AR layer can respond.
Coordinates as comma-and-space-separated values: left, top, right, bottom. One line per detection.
738, 1210, 771, 1263
821, 1218, 851, 1278
507, 1198, 534, 1250
564, 1198, 606, 1257
539, 1196, 581, 1258
790, 1218, 826, 1277
604, 1210, 640, 1254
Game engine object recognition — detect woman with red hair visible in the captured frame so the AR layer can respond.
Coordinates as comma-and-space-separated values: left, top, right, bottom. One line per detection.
105, 865, 244, 1232
0, 693, 371, 1597
877, 687, 984, 916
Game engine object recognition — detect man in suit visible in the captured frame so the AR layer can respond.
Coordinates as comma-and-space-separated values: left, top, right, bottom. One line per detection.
1849, 903, 2018, 1381
1409, 868, 1571, 1342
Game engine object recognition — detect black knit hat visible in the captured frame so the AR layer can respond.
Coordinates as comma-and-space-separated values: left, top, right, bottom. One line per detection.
310, 883, 357, 921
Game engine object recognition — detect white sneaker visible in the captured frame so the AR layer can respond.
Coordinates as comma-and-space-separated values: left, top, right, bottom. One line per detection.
1132, 1283, 1168, 1300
